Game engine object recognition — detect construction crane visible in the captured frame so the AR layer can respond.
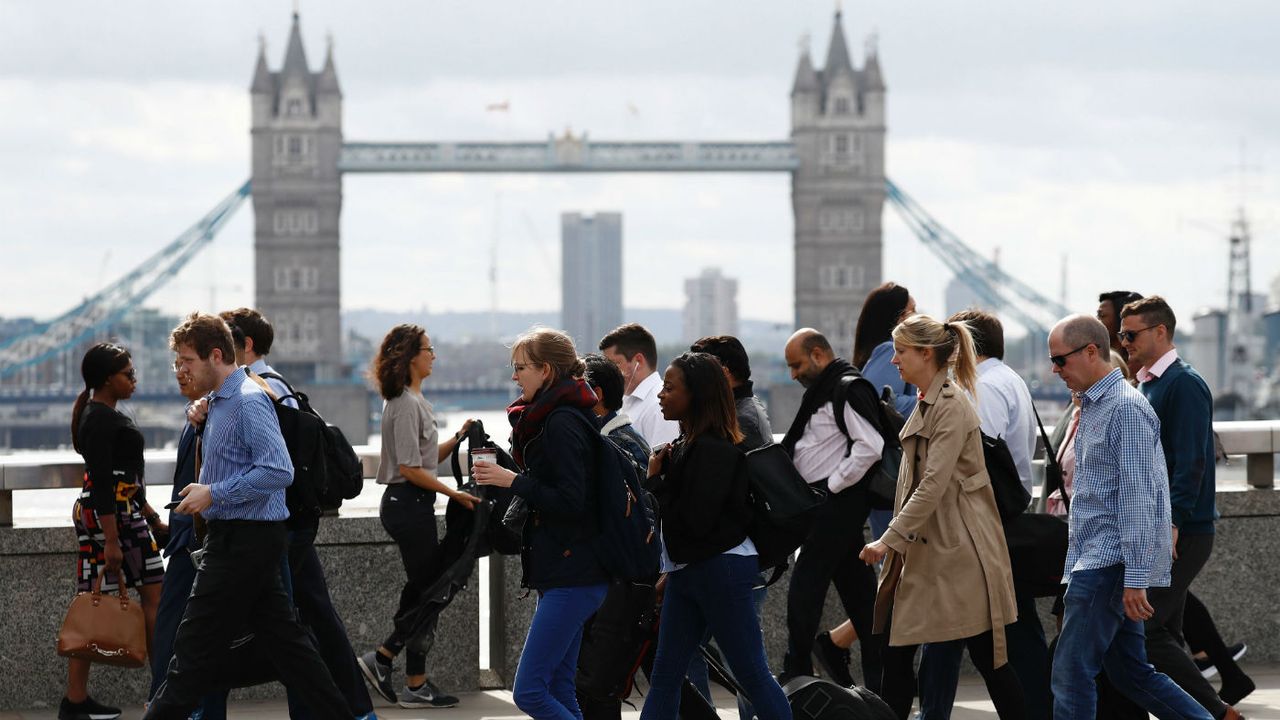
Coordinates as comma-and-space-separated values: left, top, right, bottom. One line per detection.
884, 178, 1071, 335
0, 180, 251, 379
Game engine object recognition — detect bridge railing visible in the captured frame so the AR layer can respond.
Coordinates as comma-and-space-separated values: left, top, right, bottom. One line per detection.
2, 420, 1277, 526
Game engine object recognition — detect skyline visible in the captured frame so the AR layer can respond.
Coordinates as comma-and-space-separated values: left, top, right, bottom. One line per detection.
2, 2, 1278, 331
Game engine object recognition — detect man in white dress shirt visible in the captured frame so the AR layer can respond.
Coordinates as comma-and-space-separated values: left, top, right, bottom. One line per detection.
599, 323, 679, 447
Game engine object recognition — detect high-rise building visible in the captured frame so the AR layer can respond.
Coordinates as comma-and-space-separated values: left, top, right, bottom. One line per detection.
683, 268, 739, 342
250, 13, 343, 383
790, 11, 886, 351
561, 212, 623, 349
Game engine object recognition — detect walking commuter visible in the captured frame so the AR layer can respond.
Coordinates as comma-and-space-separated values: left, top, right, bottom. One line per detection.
599, 323, 679, 447
779, 329, 883, 690
148, 361, 228, 720
582, 353, 651, 470
858, 315, 1024, 720
640, 352, 791, 720
1121, 296, 1250, 715
814, 283, 919, 679
144, 313, 349, 720
919, 310, 1048, 719
689, 335, 773, 720
1045, 314, 1211, 720
219, 310, 377, 719
1096, 290, 1144, 376
62, 343, 164, 720
474, 328, 610, 720
358, 324, 478, 709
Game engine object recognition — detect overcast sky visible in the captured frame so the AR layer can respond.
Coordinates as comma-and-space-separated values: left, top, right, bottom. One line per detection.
2, 1, 1278, 334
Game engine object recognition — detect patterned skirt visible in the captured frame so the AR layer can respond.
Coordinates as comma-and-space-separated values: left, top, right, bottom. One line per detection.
73, 474, 164, 593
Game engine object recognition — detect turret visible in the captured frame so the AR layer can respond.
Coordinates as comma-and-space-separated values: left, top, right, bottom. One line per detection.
277, 12, 313, 119
862, 42, 886, 124
249, 38, 275, 126
316, 38, 342, 125
790, 47, 820, 127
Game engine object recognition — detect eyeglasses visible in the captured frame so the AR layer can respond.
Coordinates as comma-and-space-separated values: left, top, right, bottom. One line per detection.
1050, 344, 1092, 368
1117, 326, 1158, 343
421, 345, 436, 355
510, 362, 540, 372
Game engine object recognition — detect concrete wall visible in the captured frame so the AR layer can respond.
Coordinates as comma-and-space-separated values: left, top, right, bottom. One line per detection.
5, 487, 1280, 710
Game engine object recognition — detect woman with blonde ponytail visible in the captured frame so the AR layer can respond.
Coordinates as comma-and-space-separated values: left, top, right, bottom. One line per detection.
857, 315, 1023, 719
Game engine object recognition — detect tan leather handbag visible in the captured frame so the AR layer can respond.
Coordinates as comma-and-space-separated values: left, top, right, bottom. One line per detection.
56, 574, 147, 668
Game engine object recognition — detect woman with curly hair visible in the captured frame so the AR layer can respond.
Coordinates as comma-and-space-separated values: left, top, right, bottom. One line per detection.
63, 342, 165, 720
357, 324, 479, 709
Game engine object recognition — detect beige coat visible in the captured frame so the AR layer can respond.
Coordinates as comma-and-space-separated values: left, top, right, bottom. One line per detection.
872, 370, 1018, 666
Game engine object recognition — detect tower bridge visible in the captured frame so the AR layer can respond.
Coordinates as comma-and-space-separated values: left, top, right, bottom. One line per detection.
251, 10, 884, 383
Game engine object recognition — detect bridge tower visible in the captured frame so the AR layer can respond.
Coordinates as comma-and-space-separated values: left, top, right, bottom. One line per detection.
249, 13, 344, 382
791, 11, 886, 353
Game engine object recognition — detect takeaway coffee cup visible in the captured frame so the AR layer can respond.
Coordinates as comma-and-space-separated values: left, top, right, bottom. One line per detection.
471, 448, 497, 472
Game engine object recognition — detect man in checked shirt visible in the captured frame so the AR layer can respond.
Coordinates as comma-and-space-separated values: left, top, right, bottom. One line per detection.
145, 313, 348, 720
1046, 315, 1213, 720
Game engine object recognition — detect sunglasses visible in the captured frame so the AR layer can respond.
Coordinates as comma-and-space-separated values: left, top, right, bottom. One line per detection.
1050, 344, 1092, 368
1117, 325, 1158, 343
117, 368, 137, 381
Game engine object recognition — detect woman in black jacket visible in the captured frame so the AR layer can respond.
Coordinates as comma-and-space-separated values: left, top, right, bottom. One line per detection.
639, 352, 791, 720
474, 328, 608, 720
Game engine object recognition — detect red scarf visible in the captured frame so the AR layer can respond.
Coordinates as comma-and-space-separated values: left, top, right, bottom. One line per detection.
507, 378, 598, 467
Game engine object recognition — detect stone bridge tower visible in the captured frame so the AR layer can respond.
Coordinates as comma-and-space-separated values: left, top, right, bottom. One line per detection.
249, 12, 344, 383
791, 11, 886, 355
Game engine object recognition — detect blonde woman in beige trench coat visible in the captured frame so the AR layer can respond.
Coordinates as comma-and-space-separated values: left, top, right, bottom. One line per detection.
858, 314, 1023, 720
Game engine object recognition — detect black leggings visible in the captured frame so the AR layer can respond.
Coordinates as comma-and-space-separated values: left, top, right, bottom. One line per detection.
880, 616, 1025, 720
379, 483, 441, 676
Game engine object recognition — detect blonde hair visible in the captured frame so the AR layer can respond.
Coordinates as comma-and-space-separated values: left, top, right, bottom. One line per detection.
1109, 349, 1135, 386
511, 327, 586, 382
891, 314, 979, 396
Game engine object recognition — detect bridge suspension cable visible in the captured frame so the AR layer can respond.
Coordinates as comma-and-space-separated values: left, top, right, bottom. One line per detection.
884, 178, 1071, 335
0, 180, 252, 380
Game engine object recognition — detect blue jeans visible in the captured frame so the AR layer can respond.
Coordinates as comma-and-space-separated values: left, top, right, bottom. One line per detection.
514, 584, 609, 720
919, 591, 1051, 720
641, 554, 791, 720
1052, 564, 1212, 720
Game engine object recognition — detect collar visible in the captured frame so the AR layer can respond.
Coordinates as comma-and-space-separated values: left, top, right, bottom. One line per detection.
1081, 368, 1125, 406
976, 357, 1002, 376
733, 381, 754, 400
601, 411, 634, 436
211, 366, 248, 401
628, 371, 661, 401
1136, 348, 1178, 383
919, 369, 950, 405
248, 358, 273, 376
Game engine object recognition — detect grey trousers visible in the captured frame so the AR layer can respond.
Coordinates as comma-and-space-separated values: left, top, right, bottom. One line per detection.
1145, 532, 1226, 718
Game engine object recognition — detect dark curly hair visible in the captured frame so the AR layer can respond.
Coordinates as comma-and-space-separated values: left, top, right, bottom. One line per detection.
669, 352, 743, 445
71, 343, 131, 453
371, 324, 426, 400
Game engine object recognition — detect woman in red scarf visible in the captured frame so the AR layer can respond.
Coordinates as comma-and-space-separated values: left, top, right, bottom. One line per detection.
474, 328, 607, 720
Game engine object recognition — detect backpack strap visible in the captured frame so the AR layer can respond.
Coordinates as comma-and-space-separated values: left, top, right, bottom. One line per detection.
1031, 402, 1069, 513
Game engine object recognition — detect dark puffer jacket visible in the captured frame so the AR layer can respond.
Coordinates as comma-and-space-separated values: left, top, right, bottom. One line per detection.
651, 433, 752, 565
509, 406, 609, 590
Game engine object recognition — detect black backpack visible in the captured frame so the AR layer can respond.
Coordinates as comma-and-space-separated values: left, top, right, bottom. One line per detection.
265, 394, 329, 523
833, 373, 906, 509
981, 432, 1032, 523
259, 372, 364, 511
553, 408, 661, 582
447, 419, 522, 557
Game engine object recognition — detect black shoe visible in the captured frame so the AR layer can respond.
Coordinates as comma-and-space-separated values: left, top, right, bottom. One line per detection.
59, 696, 121, 720
1196, 642, 1247, 679
399, 679, 460, 709
812, 631, 855, 687
358, 650, 398, 704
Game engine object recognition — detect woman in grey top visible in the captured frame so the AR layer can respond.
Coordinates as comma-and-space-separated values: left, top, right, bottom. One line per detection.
357, 324, 479, 709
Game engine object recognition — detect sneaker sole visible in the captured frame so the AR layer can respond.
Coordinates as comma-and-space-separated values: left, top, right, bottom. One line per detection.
398, 699, 459, 709
1199, 645, 1249, 680
357, 655, 398, 704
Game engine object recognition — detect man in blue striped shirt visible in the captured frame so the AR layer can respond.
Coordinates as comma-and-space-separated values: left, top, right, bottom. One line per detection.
1047, 315, 1210, 720
145, 313, 348, 720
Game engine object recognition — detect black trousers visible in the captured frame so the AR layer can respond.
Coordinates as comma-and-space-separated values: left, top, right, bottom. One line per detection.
880, 617, 1025, 720
285, 521, 374, 718
784, 482, 881, 692
144, 520, 348, 720
380, 482, 443, 675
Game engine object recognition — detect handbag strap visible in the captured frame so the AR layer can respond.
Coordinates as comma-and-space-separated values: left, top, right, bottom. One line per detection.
1031, 401, 1069, 514
91, 571, 131, 605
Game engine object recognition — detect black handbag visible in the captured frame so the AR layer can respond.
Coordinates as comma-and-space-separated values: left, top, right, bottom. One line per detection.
743, 443, 825, 579
1004, 403, 1070, 597
981, 432, 1032, 523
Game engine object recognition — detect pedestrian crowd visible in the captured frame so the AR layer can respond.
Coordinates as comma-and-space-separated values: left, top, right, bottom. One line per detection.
55, 285, 1254, 720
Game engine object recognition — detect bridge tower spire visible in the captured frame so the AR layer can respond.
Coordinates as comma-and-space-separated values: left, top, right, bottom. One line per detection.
250, 11, 344, 383
790, 9, 886, 351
